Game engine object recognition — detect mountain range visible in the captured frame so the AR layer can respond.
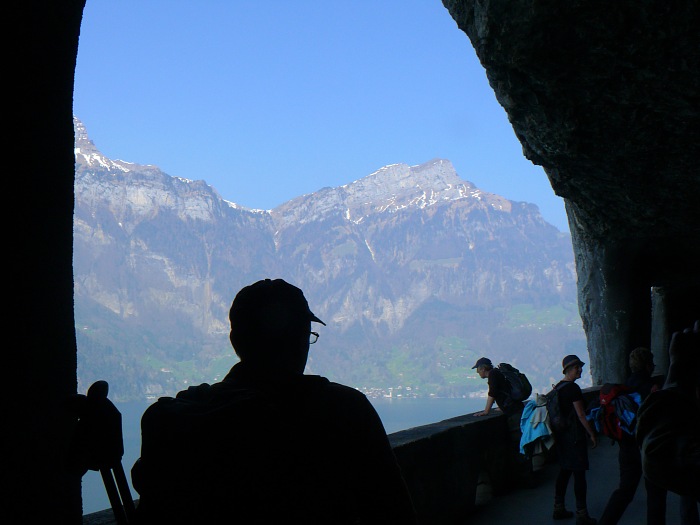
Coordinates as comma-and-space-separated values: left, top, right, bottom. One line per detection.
73, 116, 585, 401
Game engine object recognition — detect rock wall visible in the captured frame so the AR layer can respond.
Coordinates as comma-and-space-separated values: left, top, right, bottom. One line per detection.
20, 2, 87, 523
443, 0, 700, 382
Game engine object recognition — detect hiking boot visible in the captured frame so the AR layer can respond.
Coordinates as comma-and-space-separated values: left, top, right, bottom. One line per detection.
575, 509, 597, 525
553, 503, 574, 519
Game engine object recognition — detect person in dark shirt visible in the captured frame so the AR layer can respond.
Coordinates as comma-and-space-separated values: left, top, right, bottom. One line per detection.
598, 347, 663, 525
472, 357, 523, 418
131, 278, 418, 525
551, 354, 598, 525
473, 357, 533, 489
599, 346, 698, 525
636, 320, 700, 505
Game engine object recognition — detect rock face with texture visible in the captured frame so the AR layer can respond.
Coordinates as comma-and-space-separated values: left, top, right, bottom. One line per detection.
443, 0, 700, 382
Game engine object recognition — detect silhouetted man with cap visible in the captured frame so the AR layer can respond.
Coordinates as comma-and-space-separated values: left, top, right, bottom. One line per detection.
132, 278, 418, 524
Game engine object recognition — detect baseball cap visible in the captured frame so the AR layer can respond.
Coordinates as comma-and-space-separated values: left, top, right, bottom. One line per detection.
562, 354, 585, 373
471, 357, 493, 369
229, 279, 325, 334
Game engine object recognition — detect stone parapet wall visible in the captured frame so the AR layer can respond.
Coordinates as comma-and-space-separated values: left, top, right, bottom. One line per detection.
390, 412, 509, 524
389, 387, 599, 524
84, 388, 600, 524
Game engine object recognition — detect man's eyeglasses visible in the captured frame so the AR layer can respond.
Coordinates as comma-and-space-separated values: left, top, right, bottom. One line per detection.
310, 331, 320, 344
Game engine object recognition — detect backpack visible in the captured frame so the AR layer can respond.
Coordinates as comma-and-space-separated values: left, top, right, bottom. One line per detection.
589, 383, 642, 442
497, 362, 533, 402
543, 382, 572, 432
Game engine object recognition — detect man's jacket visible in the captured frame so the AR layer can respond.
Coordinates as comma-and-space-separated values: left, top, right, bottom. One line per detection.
132, 362, 418, 524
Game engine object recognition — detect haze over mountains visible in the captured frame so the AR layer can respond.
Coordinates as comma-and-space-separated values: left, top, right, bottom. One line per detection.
73, 116, 586, 401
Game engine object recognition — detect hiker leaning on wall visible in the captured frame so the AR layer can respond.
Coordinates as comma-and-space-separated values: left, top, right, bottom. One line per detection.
472, 357, 534, 489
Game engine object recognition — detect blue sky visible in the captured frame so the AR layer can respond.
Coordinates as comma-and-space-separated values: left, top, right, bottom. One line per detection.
74, 1, 569, 231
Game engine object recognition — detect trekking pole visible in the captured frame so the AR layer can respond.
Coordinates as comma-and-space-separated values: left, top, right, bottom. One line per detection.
101, 466, 129, 524
100, 461, 136, 524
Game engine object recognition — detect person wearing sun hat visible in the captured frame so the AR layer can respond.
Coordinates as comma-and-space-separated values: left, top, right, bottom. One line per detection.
551, 354, 599, 524
562, 354, 586, 374
132, 278, 418, 524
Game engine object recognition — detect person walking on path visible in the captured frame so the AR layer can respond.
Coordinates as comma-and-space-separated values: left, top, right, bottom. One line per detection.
636, 320, 700, 522
597, 347, 664, 525
551, 354, 598, 525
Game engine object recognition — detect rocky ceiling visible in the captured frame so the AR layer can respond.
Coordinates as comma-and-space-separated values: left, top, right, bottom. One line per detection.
443, 0, 700, 256
442, 0, 700, 382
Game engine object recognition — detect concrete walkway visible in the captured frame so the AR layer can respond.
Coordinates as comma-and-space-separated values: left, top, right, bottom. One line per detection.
465, 438, 696, 525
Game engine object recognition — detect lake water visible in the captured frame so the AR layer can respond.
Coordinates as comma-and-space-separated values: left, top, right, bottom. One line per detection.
82, 396, 486, 515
